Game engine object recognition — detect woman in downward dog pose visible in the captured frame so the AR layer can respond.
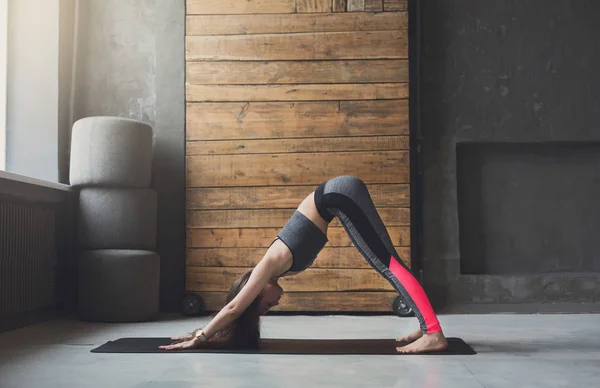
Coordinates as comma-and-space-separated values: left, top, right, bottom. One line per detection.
161, 176, 447, 353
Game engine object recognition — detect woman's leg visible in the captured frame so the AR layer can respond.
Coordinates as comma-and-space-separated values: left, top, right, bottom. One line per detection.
314, 176, 446, 351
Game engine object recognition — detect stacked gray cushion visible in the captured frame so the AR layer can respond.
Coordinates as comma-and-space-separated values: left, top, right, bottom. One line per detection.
69, 116, 153, 187
70, 116, 160, 323
78, 188, 157, 250
78, 250, 159, 322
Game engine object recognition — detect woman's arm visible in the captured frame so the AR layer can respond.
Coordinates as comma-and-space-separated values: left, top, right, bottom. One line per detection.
159, 254, 282, 350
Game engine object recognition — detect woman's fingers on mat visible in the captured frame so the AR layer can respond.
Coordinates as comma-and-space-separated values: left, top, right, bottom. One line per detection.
159, 343, 180, 350
159, 339, 198, 350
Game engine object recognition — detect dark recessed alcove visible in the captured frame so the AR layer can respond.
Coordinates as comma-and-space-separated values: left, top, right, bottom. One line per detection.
457, 142, 600, 275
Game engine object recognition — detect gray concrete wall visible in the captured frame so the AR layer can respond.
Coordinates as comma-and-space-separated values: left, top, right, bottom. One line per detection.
152, 1, 186, 312
6, 0, 60, 182
73, 0, 156, 124
72, 0, 186, 311
420, 0, 600, 307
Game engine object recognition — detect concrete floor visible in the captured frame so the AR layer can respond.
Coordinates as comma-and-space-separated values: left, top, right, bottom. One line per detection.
0, 313, 599, 388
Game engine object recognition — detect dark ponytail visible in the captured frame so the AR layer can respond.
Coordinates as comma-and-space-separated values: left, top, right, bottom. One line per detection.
210, 270, 261, 349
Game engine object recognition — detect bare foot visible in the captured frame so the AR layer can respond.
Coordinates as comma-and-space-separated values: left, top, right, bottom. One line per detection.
396, 329, 423, 344
396, 332, 448, 354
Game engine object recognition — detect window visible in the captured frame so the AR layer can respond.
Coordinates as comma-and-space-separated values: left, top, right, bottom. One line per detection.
0, 0, 7, 170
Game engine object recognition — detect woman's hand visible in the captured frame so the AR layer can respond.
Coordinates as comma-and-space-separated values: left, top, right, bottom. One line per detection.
159, 337, 203, 351
168, 334, 194, 344
168, 329, 200, 344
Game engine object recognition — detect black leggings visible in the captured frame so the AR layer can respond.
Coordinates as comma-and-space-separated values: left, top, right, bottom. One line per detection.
314, 176, 441, 334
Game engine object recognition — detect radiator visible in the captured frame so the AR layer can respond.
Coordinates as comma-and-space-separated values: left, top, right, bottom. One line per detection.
0, 199, 57, 316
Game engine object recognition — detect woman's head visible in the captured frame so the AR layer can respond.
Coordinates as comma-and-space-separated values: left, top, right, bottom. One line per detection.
215, 270, 284, 349
228, 270, 284, 315
259, 278, 284, 315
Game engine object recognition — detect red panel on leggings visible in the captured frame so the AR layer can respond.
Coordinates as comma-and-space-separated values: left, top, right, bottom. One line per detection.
389, 256, 442, 334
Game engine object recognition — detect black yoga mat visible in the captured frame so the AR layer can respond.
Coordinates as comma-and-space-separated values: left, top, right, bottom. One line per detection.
91, 337, 476, 355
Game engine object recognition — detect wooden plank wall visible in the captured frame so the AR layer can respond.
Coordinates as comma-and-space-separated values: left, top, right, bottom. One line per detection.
185, 0, 410, 312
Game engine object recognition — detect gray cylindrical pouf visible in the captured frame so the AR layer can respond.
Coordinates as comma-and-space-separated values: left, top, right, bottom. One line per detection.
78, 250, 160, 322
69, 116, 153, 187
78, 188, 157, 250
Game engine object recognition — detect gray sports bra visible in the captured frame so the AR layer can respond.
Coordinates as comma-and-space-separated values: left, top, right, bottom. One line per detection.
273, 210, 328, 274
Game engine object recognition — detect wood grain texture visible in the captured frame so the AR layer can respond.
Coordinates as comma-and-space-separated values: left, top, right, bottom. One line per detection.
187, 227, 411, 247
186, 13, 406, 35
187, 184, 410, 209
186, 83, 408, 102
187, 208, 410, 228
196, 291, 398, 312
365, 0, 383, 12
332, 0, 347, 12
348, 0, 365, 12
186, 267, 395, 292
186, 0, 296, 14
186, 59, 408, 85
184, 0, 413, 312
383, 0, 407, 11
186, 100, 409, 140
186, 136, 409, 156
187, 247, 411, 268
296, 0, 330, 13
185, 31, 408, 61
186, 151, 409, 187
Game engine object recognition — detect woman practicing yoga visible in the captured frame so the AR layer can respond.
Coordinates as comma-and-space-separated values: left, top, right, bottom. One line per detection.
161, 176, 447, 353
